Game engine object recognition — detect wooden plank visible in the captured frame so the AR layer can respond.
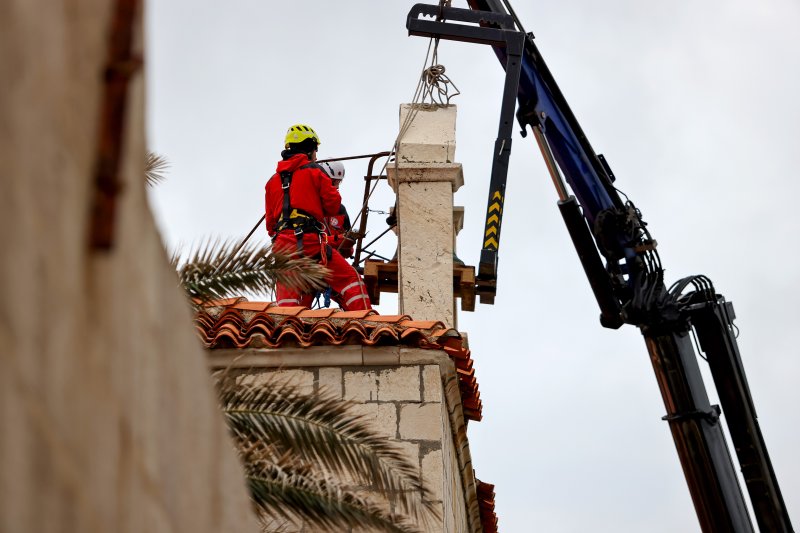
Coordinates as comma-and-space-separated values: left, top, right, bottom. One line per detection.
362, 260, 382, 305
364, 260, 479, 311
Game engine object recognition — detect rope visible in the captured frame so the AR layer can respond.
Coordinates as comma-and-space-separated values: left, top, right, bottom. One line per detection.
421, 64, 460, 105
349, 5, 461, 237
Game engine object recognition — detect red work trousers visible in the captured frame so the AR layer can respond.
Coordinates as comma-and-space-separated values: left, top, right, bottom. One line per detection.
273, 232, 372, 311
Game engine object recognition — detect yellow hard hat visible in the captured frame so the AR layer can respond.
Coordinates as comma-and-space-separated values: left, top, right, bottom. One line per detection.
284, 124, 321, 147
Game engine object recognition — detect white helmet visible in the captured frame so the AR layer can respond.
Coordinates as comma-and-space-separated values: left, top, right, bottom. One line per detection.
319, 161, 345, 181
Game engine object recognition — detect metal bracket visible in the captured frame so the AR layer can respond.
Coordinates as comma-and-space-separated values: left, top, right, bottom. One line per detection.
407, 4, 525, 302
662, 404, 722, 425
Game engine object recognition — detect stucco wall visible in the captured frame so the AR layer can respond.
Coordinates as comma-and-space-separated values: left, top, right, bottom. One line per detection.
0, 3, 258, 532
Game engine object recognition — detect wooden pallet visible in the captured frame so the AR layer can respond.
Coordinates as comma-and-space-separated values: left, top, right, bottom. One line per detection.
362, 260, 477, 311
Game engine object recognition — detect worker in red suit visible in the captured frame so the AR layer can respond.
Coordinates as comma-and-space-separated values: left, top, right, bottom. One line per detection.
312, 160, 361, 309
318, 160, 356, 259
265, 124, 371, 310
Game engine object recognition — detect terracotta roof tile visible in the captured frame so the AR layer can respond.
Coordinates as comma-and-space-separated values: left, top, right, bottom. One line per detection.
261, 305, 307, 316
330, 309, 379, 319
230, 301, 273, 312
295, 308, 340, 318
361, 314, 412, 322
195, 298, 482, 421
476, 479, 498, 533
200, 297, 246, 307
395, 319, 443, 329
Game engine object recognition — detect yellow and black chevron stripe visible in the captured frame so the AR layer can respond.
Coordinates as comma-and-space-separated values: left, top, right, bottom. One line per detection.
483, 190, 504, 250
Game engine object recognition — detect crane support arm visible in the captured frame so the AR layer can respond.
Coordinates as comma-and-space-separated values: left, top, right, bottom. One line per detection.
403, 2, 794, 531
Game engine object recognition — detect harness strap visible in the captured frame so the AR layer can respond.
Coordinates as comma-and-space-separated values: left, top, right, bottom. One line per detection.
280, 171, 293, 223
277, 169, 324, 252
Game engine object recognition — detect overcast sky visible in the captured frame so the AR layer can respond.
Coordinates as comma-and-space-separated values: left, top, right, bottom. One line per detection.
145, 1, 800, 531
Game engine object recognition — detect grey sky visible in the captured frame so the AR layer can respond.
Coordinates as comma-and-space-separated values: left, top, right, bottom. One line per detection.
146, 1, 800, 531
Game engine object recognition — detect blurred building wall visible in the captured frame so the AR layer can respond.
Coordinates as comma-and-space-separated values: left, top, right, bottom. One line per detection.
0, 3, 258, 531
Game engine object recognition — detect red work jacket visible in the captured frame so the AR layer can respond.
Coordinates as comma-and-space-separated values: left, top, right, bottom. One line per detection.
325, 205, 354, 258
264, 153, 341, 237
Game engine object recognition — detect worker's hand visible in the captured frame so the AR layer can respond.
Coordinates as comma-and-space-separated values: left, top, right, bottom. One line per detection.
343, 230, 363, 241
340, 236, 356, 259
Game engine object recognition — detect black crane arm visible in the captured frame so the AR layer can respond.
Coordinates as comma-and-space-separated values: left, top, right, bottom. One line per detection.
406, 2, 793, 531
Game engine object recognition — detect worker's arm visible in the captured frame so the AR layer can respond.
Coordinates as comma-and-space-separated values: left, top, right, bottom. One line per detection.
264, 176, 278, 237
341, 205, 352, 232
317, 171, 342, 217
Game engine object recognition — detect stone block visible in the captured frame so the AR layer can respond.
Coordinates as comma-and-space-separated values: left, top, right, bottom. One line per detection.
362, 346, 400, 365
236, 369, 315, 395
387, 163, 464, 192
422, 365, 442, 403
344, 369, 378, 402
317, 367, 342, 398
349, 403, 398, 440
422, 448, 445, 503
397, 103, 456, 164
453, 206, 464, 236
398, 348, 449, 366
420, 504, 445, 533
378, 366, 421, 402
397, 179, 455, 326
391, 440, 421, 469
399, 403, 443, 441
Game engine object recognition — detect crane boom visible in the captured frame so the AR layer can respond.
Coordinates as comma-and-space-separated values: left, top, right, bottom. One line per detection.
407, 2, 793, 531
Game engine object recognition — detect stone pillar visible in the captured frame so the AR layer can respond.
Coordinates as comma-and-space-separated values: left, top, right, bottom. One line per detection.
388, 104, 463, 328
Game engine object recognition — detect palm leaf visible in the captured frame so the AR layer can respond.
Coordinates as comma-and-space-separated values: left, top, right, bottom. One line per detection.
219, 380, 439, 524
174, 238, 328, 302
243, 447, 422, 533
145, 151, 169, 187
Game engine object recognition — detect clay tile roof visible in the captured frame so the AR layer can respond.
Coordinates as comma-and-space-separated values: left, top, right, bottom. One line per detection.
230, 301, 272, 312
195, 298, 482, 421
476, 479, 499, 533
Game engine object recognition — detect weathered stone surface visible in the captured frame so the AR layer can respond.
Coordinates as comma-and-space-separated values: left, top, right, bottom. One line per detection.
211, 346, 363, 368
422, 449, 445, 502
317, 367, 343, 398
397, 103, 457, 163
378, 366, 421, 402
397, 180, 455, 327
344, 369, 378, 402
390, 104, 464, 329
387, 163, 464, 191
208, 353, 482, 532
391, 440, 421, 469
398, 348, 450, 366
362, 346, 400, 366
237, 369, 315, 395
423, 365, 443, 402
399, 403, 444, 441
349, 403, 398, 440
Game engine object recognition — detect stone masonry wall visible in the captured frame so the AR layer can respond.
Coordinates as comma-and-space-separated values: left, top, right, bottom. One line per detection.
212, 347, 482, 533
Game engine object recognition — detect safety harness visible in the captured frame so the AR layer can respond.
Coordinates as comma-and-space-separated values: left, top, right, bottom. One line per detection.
273, 166, 330, 262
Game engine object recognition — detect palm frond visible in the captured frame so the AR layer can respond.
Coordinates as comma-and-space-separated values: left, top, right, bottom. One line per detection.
243, 447, 422, 533
174, 238, 328, 302
219, 380, 438, 523
145, 151, 169, 187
